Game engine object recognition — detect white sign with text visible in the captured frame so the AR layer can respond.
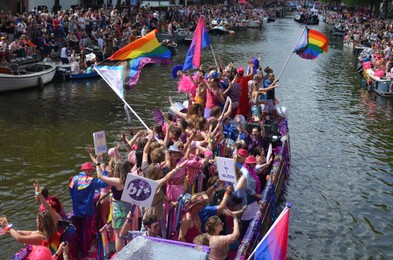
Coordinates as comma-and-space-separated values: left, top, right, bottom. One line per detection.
121, 174, 159, 208
216, 157, 237, 184
93, 130, 107, 155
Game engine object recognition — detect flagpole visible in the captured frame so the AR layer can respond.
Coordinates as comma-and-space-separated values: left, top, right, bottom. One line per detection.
122, 99, 151, 131
95, 67, 151, 131
247, 202, 292, 260
277, 26, 307, 81
210, 44, 219, 68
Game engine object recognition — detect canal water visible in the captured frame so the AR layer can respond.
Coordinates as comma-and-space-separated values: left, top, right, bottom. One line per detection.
1, 14, 392, 259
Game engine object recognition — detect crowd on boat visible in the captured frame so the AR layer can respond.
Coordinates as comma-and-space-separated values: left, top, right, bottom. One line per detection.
0, 49, 288, 260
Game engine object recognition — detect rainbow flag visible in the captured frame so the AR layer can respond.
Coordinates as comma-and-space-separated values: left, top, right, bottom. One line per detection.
251, 203, 291, 260
108, 29, 171, 61
182, 16, 211, 71
293, 28, 328, 60
96, 30, 172, 95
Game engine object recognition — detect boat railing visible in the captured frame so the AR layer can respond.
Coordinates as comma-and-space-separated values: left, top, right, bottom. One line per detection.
95, 191, 114, 260
235, 119, 291, 260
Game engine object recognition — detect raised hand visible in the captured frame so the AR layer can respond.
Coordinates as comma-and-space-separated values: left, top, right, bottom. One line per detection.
85, 146, 93, 154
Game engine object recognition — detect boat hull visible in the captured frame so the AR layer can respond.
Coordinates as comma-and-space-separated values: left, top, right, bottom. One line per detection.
208, 27, 230, 36
294, 14, 319, 25
69, 71, 99, 80
363, 69, 393, 97
0, 64, 56, 92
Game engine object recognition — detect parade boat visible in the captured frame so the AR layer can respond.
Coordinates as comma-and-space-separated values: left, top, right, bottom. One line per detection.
362, 68, 393, 97
0, 63, 56, 92
109, 108, 291, 260
10, 24, 291, 260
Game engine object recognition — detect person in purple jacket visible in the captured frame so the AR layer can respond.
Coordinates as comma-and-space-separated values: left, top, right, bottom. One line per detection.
68, 161, 108, 258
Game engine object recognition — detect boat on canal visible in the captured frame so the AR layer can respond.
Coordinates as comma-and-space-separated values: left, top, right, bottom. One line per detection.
0, 63, 56, 92
362, 68, 393, 97
156, 28, 188, 43
68, 71, 100, 80
294, 12, 319, 25
111, 108, 291, 259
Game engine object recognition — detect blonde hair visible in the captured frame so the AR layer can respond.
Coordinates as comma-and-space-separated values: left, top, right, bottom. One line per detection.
205, 216, 221, 235
37, 211, 56, 243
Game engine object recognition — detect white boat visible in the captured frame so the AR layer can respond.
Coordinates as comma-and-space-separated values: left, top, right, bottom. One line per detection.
364, 69, 393, 97
156, 28, 188, 43
247, 19, 262, 28
343, 39, 354, 50
0, 63, 56, 92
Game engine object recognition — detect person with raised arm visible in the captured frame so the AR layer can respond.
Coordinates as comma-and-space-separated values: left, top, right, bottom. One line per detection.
68, 161, 108, 258
95, 151, 133, 253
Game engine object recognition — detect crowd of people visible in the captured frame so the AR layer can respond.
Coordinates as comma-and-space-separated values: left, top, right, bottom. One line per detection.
0, 0, 296, 65
338, 7, 393, 91
1, 55, 285, 260
0, 2, 294, 260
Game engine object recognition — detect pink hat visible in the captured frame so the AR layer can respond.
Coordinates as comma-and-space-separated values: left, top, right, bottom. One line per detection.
237, 149, 248, 157
80, 162, 95, 171
128, 151, 136, 165
237, 66, 244, 74
245, 156, 257, 164
108, 147, 122, 160
204, 150, 213, 157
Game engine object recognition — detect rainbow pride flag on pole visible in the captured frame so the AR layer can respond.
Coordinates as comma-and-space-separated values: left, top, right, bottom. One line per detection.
182, 16, 211, 71
96, 29, 172, 95
293, 28, 328, 60
248, 202, 291, 260
108, 29, 171, 60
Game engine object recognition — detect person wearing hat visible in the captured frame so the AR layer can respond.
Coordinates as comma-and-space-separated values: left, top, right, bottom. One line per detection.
178, 192, 209, 243
68, 161, 108, 258
165, 144, 188, 200
236, 60, 254, 117
235, 155, 262, 238
234, 148, 248, 169
164, 143, 193, 234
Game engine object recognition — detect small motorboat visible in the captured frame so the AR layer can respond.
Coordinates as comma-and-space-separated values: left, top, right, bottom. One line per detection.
363, 69, 393, 97
0, 63, 56, 92
68, 70, 99, 80
248, 19, 263, 28
208, 26, 234, 36
160, 39, 178, 56
294, 13, 319, 25
156, 28, 188, 43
